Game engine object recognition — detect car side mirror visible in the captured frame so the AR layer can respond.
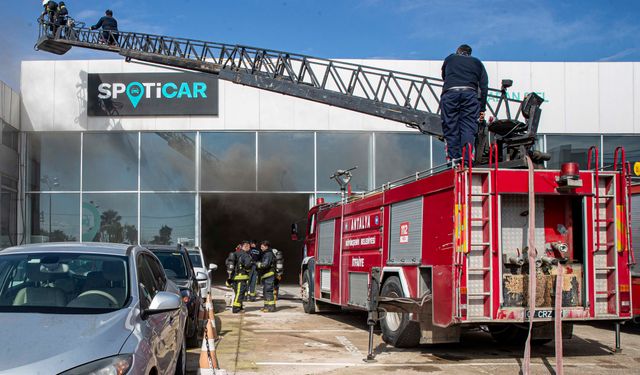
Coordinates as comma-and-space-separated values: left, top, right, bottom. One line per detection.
291, 223, 299, 241
142, 291, 182, 319
196, 271, 208, 282
208, 263, 218, 272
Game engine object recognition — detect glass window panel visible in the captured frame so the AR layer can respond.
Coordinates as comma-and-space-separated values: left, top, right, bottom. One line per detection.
140, 132, 196, 191
317, 133, 371, 192
82, 193, 137, 244
140, 193, 195, 245
83, 133, 138, 191
0, 190, 17, 249
28, 133, 81, 191
375, 133, 429, 186
258, 132, 314, 191
432, 137, 447, 167
545, 135, 600, 170
2, 123, 19, 152
28, 193, 80, 243
603, 136, 640, 170
201, 132, 256, 191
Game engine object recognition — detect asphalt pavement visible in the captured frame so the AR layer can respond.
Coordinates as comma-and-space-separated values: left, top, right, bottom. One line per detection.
186, 285, 640, 374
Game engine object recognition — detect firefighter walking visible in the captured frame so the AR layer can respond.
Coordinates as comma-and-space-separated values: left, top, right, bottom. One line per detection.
225, 241, 253, 313
256, 241, 277, 312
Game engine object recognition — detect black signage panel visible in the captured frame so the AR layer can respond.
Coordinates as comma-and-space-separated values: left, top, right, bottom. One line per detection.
88, 73, 219, 116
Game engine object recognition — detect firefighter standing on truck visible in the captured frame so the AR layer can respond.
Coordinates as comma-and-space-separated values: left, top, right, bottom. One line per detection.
225, 240, 252, 313
440, 44, 488, 165
247, 240, 261, 302
256, 241, 277, 312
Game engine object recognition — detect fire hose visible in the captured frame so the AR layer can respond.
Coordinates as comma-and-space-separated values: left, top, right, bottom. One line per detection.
522, 156, 563, 375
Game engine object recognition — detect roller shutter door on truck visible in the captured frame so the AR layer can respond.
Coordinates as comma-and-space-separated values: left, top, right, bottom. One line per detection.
317, 220, 336, 265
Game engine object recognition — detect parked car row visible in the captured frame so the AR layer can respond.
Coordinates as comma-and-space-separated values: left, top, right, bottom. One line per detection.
0, 242, 216, 375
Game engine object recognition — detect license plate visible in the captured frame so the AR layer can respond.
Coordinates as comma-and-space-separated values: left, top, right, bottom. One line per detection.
526, 310, 554, 319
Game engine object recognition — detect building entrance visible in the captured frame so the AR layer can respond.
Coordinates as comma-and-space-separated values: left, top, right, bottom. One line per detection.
201, 193, 309, 284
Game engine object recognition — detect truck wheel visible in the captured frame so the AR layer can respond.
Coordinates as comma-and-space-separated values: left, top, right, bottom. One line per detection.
301, 269, 316, 314
380, 276, 421, 348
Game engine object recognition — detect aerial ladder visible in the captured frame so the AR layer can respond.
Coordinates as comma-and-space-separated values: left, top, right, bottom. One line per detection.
36, 20, 547, 167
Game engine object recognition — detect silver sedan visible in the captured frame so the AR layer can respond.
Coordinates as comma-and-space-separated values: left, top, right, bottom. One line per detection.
0, 243, 188, 375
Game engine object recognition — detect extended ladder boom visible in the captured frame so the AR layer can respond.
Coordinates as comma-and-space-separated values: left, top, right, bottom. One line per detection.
36, 21, 528, 140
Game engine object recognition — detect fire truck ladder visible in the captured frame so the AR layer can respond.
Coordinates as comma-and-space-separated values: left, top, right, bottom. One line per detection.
35, 20, 542, 164
588, 147, 618, 316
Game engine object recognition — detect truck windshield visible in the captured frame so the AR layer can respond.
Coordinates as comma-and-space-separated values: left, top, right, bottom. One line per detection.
0, 253, 129, 313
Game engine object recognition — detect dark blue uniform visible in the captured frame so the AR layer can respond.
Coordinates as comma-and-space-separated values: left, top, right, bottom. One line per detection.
91, 15, 119, 45
257, 249, 276, 312
248, 246, 262, 300
440, 53, 488, 162
230, 250, 252, 313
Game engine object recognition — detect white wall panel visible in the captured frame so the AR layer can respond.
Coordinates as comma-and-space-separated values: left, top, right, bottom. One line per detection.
224, 81, 259, 130
565, 63, 599, 133
599, 63, 633, 133
11, 90, 20, 128
18, 59, 640, 135
531, 62, 566, 133
293, 99, 329, 131
53, 60, 89, 131
21, 61, 55, 131
259, 90, 294, 130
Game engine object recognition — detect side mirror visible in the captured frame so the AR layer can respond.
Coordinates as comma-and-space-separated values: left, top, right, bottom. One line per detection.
196, 271, 208, 282
142, 291, 181, 319
291, 223, 299, 241
208, 263, 218, 272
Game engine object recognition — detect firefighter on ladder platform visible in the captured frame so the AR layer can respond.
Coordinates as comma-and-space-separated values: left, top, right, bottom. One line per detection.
225, 240, 252, 313
256, 241, 277, 312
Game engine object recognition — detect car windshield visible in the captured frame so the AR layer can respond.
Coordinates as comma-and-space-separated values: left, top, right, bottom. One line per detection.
189, 254, 203, 268
153, 251, 188, 279
0, 253, 129, 313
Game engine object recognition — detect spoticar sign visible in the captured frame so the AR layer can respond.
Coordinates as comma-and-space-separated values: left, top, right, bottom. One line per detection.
88, 73, 219, 116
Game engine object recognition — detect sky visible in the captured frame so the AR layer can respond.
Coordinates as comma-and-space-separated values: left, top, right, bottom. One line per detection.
0, 0, 639, 90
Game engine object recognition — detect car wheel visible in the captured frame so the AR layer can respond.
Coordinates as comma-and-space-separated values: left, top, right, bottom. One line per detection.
175, 338, 187, 375
379, 276, 421, 348
301, 269, 315, 314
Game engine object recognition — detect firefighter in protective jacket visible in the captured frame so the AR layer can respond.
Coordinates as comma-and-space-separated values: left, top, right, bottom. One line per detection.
256, 241, 277, 312
225, 241, 253, 313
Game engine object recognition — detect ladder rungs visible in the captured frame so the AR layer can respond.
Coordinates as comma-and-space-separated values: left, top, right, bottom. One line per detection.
594, 219, 615, 223
595, 266, 616, 271
470, 242, 491, 246
470, 193, 491, 197
467, 292, 491, 296
470, 217, 490, 222
467, 267, 491, 271
597, 194, 615, 198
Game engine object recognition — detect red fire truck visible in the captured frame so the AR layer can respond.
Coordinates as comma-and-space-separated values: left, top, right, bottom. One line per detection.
298, 148, 635, 348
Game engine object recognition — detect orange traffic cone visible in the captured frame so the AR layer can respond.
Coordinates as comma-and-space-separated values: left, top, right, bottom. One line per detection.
197, 292, 226, 374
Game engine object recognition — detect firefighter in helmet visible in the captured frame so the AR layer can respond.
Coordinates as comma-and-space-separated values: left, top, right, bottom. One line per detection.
247, 240, 261, 302
256, 241, 277, 312
272, 247, 284, 301
225, 240, 252, 313
40, 0, 58, 33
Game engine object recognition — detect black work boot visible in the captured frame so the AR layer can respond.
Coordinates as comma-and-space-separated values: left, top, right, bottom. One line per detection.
232, 306, 243, 313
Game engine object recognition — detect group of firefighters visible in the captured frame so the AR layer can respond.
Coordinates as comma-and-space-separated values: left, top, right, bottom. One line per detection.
40, 1, 120, 45
225, 240, 284, 314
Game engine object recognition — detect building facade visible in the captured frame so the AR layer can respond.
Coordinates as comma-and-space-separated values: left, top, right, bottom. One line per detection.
8, 59, 640, 280
0, 82, 20, 250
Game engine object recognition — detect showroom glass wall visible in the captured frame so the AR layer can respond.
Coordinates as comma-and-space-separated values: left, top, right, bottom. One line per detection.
25, 132, 640, 246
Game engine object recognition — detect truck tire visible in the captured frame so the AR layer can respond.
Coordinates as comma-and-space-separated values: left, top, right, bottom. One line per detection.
380, 276, 421, 348
301, 269, 316, 314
